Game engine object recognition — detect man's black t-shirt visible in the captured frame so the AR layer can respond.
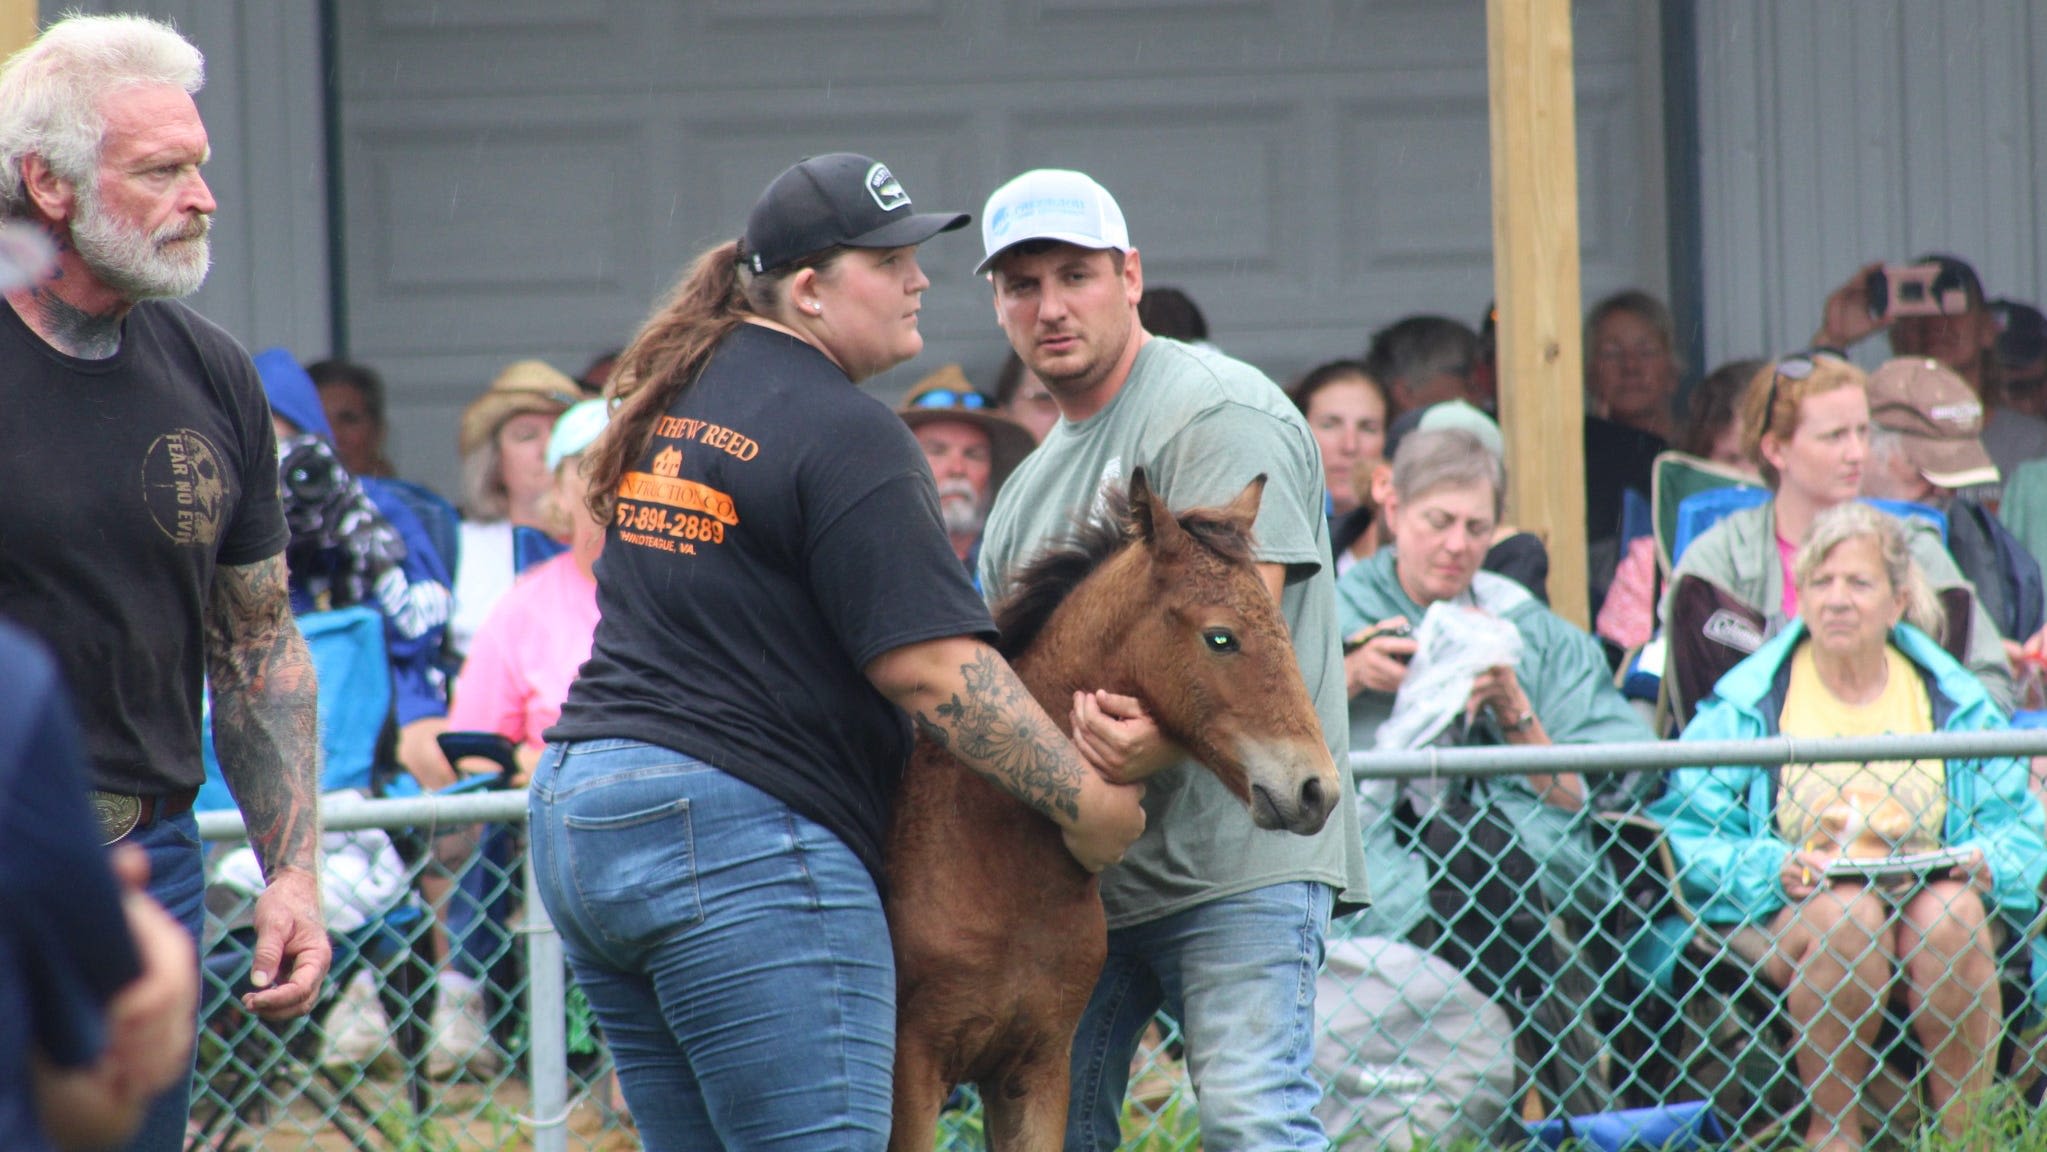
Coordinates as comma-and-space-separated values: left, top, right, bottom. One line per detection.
0, 299, 286, 795
547, 324, 995, 883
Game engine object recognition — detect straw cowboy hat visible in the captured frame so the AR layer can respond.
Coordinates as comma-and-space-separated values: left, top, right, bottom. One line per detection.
897, 364, 1037, 494
459, 360, 580, 457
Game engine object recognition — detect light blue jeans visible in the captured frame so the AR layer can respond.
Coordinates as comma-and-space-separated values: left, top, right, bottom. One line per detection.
529, 739, 895, 1152
1066, 881, 1335, 1152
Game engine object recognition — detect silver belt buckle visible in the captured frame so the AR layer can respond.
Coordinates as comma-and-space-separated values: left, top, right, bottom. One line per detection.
90, 790, 143, 846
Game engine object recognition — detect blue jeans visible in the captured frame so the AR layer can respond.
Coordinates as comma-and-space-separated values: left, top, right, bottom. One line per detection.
445, 823, 520, 982
1066, 882, 1334, 1152
530, 739, 895, 1151
120, 811, 205, 1152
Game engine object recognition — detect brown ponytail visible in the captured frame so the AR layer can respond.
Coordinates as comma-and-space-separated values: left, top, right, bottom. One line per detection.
583, 241, 748, 523
583, 238, 850, 523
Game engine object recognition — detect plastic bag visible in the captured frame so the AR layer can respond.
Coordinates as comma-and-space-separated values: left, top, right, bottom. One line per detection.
1374, 600, 1525, 751
1313, 935, 1518, 1150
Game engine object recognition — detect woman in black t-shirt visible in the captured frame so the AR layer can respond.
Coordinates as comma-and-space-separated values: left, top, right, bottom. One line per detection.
530, 153, 1144, 1150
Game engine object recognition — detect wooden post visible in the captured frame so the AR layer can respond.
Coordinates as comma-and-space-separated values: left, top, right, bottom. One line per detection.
0, 0, 35, 60
1487, 0, 1589, 627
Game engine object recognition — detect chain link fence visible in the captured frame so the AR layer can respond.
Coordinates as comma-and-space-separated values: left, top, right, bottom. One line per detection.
194, 791, 615, 1152
193, 730, 2047, 1149
1310, 731, 2047, 1152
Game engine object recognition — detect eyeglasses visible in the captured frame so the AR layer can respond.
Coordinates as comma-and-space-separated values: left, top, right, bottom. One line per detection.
1757, 347, 1846, 440
910, 388, 993, 411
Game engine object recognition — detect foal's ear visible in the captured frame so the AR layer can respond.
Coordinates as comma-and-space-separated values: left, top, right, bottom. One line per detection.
1128, 467, 1184, 548
1220, 474, 1267, 530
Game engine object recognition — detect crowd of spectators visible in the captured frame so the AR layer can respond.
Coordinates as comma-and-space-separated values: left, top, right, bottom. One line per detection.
1297, 257, 2047, 1146
9, 13, 2047, 1142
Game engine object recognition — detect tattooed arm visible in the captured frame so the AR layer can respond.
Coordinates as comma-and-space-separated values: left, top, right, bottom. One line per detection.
205, 554, 331, 1018
866, 636, 1145, 872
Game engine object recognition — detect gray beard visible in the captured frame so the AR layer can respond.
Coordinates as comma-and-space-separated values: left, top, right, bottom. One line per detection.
70, 187, 211, 300
937, 478, 987, 537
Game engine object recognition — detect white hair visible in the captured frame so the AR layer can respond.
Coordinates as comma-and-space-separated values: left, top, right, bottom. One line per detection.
0, 13, 203, 219
1390, 427, 1506, 520
1792, 501, 1944, 638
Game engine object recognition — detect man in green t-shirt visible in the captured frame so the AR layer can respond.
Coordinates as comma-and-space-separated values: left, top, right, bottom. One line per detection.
974, 168, 1368, 1152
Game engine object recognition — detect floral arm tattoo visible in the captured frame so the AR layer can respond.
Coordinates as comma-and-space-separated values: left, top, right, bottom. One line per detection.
205, 553, 322, 878
911, 647, 1084, 823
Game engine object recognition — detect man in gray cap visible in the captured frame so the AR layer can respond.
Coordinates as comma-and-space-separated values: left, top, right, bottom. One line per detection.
973, 167, 1366, 1152
1862, 356, 2044, 652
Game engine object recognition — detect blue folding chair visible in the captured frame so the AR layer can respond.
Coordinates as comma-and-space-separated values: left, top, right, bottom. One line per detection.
190, 605, 434, 1150
198, 604, 392, 811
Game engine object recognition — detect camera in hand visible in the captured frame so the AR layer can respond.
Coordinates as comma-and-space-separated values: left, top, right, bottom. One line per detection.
1865, 261, 1969, 322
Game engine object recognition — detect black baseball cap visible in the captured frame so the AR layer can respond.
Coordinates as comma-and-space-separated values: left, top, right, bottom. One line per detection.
740, 153, 969, 275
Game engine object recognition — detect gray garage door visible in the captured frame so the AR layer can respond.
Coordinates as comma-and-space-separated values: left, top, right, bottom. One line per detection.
336, 0, 1667, 496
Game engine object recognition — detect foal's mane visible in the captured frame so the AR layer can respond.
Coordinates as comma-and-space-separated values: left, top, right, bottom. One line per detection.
992, 486, 1256, 661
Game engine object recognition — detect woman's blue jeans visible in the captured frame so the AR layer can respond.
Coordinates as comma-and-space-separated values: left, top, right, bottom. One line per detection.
530, 739, 895, 1151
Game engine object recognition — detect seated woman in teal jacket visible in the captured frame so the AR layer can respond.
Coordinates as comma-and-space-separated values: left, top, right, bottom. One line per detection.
1336, 423, 1652, 1113
1337, 423, 1653, 940
1652, 501, 2047, 1152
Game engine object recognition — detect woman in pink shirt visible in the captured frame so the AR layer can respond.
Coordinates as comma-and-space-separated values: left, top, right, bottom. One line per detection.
449, 399, 610, 779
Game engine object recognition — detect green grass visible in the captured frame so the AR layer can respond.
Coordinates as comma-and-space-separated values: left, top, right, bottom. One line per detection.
933, 1086, 1201, 1150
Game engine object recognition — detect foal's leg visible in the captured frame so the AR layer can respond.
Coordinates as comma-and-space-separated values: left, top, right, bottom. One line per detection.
982, 1058, 1073, 1152
888, 1034, 950, 1152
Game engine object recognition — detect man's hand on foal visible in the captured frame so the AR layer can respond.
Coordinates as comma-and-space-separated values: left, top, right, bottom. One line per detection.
1069, 690, 1182, 783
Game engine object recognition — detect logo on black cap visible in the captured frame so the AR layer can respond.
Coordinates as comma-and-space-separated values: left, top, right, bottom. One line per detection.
866, 164, 910, 212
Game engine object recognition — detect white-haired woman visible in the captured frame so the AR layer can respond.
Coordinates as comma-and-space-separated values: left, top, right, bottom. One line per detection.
1335, 425, 1652, 1110
1654, 501, 2046, 1151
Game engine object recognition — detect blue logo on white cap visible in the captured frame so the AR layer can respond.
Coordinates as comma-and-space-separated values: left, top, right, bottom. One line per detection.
992, 197, 1088, 237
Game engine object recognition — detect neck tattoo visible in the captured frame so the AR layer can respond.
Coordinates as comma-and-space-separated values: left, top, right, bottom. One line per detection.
28, 287, 123, 359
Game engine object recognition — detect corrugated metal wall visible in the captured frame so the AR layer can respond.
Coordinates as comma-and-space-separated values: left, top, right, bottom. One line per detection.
325, 0, 1667, 495
1695, 0, 2047, 368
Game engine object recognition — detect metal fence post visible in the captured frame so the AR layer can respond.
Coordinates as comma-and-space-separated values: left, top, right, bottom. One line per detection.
524, 835, 570, 1152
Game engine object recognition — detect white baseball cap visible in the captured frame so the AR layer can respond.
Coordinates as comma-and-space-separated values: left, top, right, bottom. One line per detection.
547, 398, 612, 473
976, 168, 1133, 276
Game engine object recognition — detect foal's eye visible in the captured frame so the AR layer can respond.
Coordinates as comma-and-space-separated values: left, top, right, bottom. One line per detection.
1202, 629, 1239, 654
